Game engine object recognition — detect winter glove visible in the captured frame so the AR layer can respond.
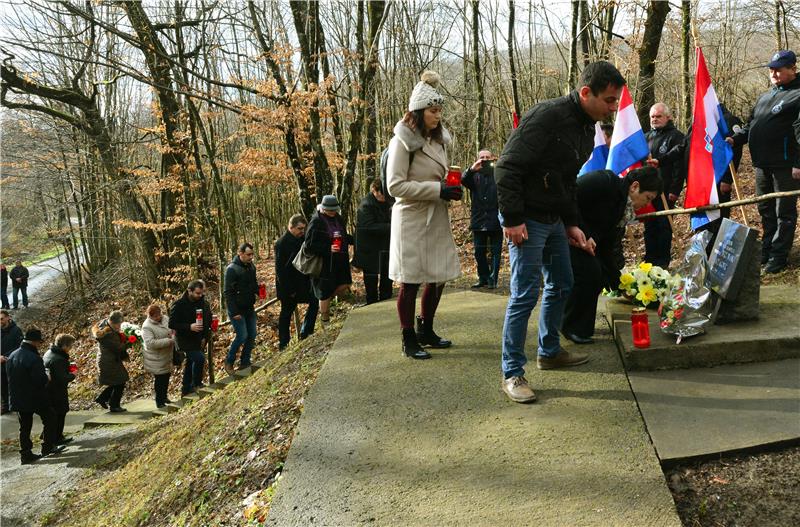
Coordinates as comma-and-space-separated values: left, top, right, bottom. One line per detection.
440, 182, 463, 201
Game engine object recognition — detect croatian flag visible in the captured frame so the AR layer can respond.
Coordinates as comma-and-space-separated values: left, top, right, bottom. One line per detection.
578, 123, 609, 176
606, 85, 650, 177
684, 47, 733, 230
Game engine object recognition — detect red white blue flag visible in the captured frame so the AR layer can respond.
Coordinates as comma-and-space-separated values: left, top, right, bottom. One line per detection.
578, 123, 610, 176
606, 85, 650, 177
684, 47, 734, 230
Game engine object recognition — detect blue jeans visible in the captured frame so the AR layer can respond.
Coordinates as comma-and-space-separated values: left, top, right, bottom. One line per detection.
501, 219, 573, 379
227, 310, 256, 367
182, 350, 205, 394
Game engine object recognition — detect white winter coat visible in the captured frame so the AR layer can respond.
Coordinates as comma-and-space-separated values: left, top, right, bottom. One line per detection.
386, 121, 460, 284
141, 315, 174, 375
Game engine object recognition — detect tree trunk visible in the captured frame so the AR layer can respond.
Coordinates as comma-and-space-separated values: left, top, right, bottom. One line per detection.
637, 0, 671, 132
472, 0, 485, 151
567, 1, 580, 92
508, 0, 520, 119
681, 0, 692, 130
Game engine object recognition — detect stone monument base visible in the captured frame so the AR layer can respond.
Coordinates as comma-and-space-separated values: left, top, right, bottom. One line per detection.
604, 285, 800, 371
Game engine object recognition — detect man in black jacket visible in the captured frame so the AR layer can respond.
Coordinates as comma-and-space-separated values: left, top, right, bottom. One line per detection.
1, 263, 9, 309
730, 50, 800, 274
645, 102, 685, 268
354, 180, 393, 304
10, 261, 29, 309
1, 309, 23, 414
6, 327, 65, 464
462, 150, 502, 289
495, 61, 626, 404
169, 280, 212, 395
224, 243, 259, 374
275, 215, 319, 350
562, 167, 662, 343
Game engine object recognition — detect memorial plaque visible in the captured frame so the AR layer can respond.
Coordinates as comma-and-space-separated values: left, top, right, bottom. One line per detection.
706, 218, 758, 300
706, 218, 760, 323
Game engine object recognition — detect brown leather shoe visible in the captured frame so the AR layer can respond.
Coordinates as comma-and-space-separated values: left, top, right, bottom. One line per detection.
224, 362, 235, 376
537, 348, 589, 370
502, 376, 537, 403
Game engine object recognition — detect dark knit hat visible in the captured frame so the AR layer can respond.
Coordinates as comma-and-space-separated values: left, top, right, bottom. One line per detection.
320, 195, 341, 213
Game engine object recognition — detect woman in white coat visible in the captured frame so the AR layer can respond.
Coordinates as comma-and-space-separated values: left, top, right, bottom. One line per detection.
141, 304, 175, 408
386, 71, 462, 359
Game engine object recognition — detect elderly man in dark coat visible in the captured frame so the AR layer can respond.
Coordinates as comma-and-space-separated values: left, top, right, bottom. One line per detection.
1, 309, 24, 414
7, 327, 65, 464
275, 214, 319, 350
354, 179, 393, 304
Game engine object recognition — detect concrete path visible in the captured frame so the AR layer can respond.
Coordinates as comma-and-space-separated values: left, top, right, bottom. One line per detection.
629, 358, 800, 462
1, 409, 103, 441
267, 290, 681, 526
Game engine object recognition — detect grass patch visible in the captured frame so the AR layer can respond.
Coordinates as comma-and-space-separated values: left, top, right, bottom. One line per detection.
45, 310, 346, 527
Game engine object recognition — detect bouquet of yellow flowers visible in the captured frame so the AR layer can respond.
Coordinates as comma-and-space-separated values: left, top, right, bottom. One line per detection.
612, 262, 678, 308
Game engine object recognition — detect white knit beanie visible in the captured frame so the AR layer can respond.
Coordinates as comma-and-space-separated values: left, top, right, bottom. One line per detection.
408, 71, 444, 112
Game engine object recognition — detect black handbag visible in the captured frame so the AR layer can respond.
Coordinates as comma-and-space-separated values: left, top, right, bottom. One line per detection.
172, 348, 185, 366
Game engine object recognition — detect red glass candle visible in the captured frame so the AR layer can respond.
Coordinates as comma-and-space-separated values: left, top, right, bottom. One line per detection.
196, 309, 203, 328
68, 362, 78, 374
332, 231, 342, 252
631, 307, 651, 349
258, 283, 267, 299
446, 165, 462, 187
211, 314, 219, 332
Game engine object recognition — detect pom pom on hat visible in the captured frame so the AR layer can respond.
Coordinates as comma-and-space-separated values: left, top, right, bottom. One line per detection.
408, 70, 445, 112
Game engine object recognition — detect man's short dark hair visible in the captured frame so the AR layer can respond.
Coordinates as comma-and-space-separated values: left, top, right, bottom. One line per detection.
0, 309, 9, 317
370, 179, 382, 192
187, 279, 205, 291
600, 123, 614, 137
289, 214, 306, 228
626, 166, 663, 195
581, 61, 626, 95
238, 242, 253, 253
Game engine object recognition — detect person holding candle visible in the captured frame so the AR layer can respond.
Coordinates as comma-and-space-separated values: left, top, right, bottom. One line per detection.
385, 70, 461, 360
354, 180, 393, 305
562, 166, 662, 344
92, 311, 130, 412
141, 304, 175, 408
275, 214, 319, 349
43, 333, 76, 444
496, 61, 626, 403
304, 195, 353, 326
7, 327, 64, 464
224, 244, 259, 374
169, 280, 212, 395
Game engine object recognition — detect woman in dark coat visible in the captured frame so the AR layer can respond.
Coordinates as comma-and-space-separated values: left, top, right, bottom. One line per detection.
43, 334, 76, 444
354, 180, 393, 304
305, 195, 353, 324
92, 310, 129, 412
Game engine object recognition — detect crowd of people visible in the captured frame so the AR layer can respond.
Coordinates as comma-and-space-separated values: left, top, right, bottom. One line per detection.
1, 49, 797, 463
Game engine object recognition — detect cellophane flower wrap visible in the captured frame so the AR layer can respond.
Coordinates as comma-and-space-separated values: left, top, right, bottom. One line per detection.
120, 322, 143, 351
611, 262, 675, 308
658, 230, 714, 341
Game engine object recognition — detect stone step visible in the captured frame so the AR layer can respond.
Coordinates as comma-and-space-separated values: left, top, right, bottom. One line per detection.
197, 386, 217, 398
83, 399, 160, 429
233, 367, 252, 378
151, 408, 168, 418
213, 375, 237, 388
164, 402, 182, 413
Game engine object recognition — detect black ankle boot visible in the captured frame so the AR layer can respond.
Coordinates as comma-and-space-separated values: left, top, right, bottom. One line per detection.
402, 328, 431, 359
415, 316, 452, 348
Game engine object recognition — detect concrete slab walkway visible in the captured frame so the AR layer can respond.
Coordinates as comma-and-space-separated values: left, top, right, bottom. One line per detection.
629, 358, 800, 462
1, 409, 103, 441
267, 290, 681, 526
